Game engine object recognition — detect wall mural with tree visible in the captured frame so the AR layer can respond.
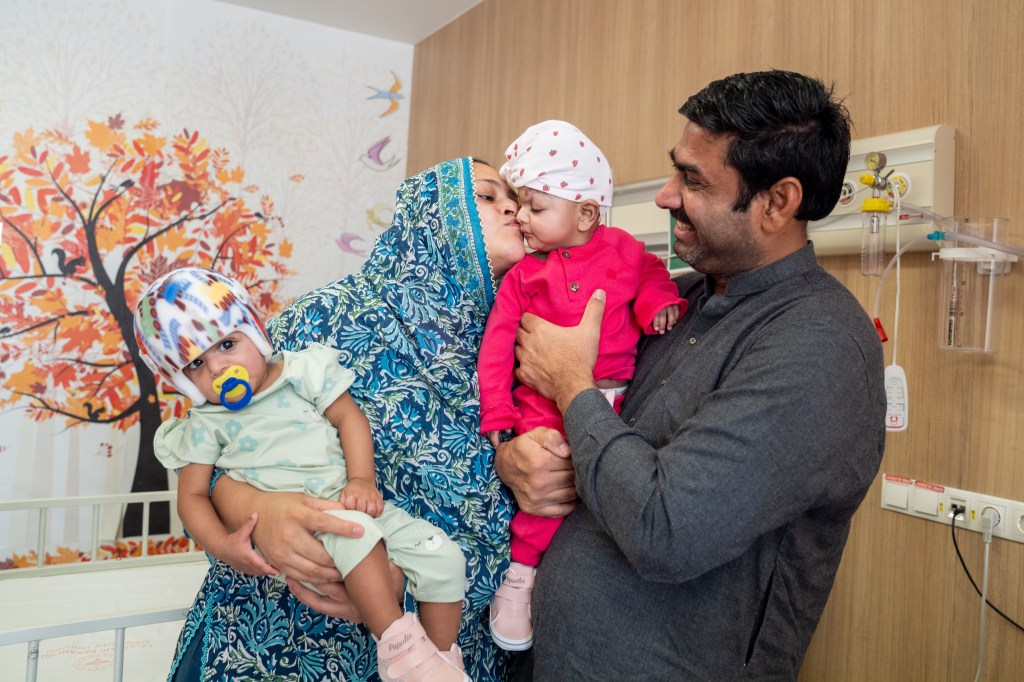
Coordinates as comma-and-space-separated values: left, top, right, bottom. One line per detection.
0, 117, 290, 534
0, 0, 412, 558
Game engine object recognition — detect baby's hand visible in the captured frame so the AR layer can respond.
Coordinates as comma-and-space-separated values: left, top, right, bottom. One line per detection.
340, 479, 384, 517
652, 305, 680, 334
218, 512, 279, 577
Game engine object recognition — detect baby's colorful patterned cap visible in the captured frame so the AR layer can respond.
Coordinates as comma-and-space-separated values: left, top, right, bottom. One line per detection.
133, 267, 272, 405
499, 119, 613, 209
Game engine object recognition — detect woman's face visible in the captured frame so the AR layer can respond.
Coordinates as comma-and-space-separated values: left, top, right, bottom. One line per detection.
473, 162, 524, 278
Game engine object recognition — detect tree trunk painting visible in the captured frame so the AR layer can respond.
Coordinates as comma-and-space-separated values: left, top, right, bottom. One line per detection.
0, 116, 290, 535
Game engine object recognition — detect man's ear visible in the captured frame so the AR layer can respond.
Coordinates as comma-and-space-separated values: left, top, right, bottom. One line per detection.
761, 177, 803, 234
577, 200, 601, 231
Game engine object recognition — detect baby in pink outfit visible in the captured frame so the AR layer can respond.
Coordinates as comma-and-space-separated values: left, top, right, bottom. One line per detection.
478, 120, 686, 651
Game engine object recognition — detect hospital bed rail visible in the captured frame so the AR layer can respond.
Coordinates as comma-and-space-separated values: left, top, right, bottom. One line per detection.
0, 490, 200, 578
0, 491, 208, 681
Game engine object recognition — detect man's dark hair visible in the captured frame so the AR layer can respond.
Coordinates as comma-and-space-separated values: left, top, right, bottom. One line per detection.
679, 70, 851, 221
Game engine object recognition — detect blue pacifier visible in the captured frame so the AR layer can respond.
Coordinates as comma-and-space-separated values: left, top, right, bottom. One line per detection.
212, 365, 253, 411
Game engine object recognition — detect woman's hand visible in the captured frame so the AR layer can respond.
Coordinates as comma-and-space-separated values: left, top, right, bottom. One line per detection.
211, 477, 364, 584
495, 427, 578, 518
249, 494, 364, 583
214, 512, 280, 577
286, 559, 406, 622
286, 579, 364, 623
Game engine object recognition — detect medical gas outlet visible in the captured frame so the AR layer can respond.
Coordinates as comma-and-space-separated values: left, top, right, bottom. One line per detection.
809, 125, 955, 256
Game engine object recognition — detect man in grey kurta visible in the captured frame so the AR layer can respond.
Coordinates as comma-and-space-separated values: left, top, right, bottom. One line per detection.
537, 244, 884, 679
497, 70, 886, 680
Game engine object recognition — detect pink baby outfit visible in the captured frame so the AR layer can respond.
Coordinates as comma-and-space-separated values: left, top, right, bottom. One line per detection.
478, 223, 685, 565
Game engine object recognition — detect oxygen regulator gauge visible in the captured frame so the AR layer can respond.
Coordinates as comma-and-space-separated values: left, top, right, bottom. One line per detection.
865, 151, 887, 172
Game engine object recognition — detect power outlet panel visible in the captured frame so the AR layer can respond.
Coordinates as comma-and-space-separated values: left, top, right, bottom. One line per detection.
880, 473, 1024, 544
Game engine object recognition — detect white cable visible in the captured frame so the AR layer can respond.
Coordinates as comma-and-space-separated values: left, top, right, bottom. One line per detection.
890, 183, 902, 366
972, 540, 990, 682
973, 510, 996, 682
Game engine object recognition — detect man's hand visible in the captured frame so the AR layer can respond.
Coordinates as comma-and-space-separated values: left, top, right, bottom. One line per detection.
515, 289, 606, 413
495, 427, 578, 517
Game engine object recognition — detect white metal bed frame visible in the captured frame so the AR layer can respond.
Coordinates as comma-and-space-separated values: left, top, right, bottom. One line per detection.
0, 491, 207, 681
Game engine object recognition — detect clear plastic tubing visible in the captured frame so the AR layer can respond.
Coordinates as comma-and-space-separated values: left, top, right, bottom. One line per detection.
936, 230, 1024, 257
872, 235, 933, 331
899, 203, 957, 230
870, 222, 1024, 341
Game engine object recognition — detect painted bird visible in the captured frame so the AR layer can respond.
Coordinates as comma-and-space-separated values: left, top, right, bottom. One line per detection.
366, 70, 404, 117
360, 136, 400, 171
366, 204, 394, 231
336, 232, 367, 256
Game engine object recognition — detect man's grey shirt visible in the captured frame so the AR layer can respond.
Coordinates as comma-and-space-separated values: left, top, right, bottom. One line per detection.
531, 243, 886, 681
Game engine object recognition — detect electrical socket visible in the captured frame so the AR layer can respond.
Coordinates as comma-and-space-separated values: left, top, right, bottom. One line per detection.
1014, 508, 1024, 538
976, 499, 1006, 533
880, 474, 1024, 545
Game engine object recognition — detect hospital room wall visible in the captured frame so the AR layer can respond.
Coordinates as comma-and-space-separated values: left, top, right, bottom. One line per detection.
409, 1, 1024, 679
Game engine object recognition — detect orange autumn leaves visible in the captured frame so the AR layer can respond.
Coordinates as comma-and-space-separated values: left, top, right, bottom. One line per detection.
0, 535, 199, 570
0, 115, 293, 430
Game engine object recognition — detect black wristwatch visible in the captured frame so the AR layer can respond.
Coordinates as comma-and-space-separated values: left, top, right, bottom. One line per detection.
497, 429, 515, 443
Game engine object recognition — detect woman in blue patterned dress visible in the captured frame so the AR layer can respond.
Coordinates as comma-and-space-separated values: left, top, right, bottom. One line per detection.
168, 158, 527, 681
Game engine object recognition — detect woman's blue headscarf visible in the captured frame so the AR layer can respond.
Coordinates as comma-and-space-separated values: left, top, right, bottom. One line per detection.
168, 158, 518, 681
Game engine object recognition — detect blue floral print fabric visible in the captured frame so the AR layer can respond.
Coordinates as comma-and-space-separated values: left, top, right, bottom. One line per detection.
168, 158, 517, 681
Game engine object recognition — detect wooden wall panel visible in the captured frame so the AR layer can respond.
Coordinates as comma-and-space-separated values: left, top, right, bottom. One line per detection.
411, 1, 1024, 679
